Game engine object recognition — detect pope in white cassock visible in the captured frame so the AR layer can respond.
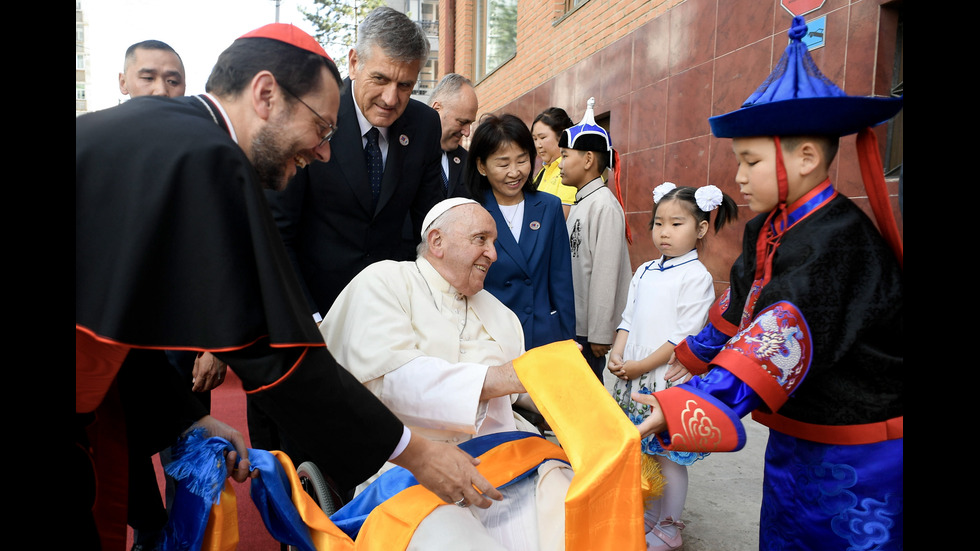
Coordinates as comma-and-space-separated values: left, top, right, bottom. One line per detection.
320, 198, 573, 550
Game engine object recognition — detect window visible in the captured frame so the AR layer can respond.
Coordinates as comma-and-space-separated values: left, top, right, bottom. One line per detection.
475, 0, 517, 79
76, 53, 85, 70
419, 1, 439, 35
421, 1, 437, 20
414, 58, 439, 98
884, 6, 903, 178
76, 86, 86, 100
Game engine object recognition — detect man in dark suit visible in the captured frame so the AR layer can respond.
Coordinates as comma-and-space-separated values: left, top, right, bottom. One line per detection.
429, 73, 479, 198
269, 7, 444, 320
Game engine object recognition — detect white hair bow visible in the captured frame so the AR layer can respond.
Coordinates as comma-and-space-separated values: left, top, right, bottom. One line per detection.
695, 185, 723, 211
652, 182, 676, 204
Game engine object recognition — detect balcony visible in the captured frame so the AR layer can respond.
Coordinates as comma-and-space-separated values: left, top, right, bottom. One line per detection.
418, 19, 439, 35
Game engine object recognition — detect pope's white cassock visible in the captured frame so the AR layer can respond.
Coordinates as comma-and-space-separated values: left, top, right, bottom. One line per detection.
321, 257, 572, 551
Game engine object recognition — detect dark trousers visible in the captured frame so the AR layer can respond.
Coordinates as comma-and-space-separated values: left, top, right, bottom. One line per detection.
575, 335, 607, 383
130, 351, 212, 550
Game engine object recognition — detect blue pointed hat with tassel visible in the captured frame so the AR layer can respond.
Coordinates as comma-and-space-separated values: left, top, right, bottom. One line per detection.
709, 15, 903, 138
710, 15, 904, 268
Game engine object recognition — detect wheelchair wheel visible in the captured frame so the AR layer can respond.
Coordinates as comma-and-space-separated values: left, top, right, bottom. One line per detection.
286, 462, 343, 551
296, 461, 341, 516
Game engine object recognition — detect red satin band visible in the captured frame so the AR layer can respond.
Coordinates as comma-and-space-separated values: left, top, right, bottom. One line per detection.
753, 411, 903, 445
856, 127, 903, 269
612, 150, 632, 245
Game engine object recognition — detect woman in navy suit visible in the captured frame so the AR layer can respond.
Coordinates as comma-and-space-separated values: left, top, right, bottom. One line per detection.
464, 114, 575, 349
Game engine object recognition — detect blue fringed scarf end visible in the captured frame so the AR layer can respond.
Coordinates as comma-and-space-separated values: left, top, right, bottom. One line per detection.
165, 427, 234, 505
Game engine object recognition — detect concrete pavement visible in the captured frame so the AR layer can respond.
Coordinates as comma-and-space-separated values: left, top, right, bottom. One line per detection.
599, 370, 766, 550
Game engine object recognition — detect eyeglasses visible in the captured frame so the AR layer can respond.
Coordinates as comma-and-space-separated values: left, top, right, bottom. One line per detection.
279, 83, 337, 148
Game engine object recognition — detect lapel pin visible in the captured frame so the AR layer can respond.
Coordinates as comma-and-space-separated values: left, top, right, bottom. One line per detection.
399, 134, 409, 146
453, 156, 461, 164
529, 221, 541, 230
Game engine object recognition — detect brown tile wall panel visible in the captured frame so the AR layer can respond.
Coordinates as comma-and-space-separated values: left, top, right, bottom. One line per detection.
665, 63, 713, 144
668, 0, 717, 74
632, 16, 670, 91
455, 0, 902, 281
630, 80, 669, 151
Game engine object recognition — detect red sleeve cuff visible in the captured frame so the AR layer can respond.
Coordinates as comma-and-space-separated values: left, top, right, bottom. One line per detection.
673, 339, 710, 376
653, 386, 746, 453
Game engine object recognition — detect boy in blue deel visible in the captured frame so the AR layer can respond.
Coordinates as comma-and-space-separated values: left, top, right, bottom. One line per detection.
633, 16, 903, 550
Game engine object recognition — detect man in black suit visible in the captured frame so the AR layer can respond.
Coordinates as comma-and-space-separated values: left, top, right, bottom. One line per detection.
429, 73, 479, 198
269, 7, 444, 320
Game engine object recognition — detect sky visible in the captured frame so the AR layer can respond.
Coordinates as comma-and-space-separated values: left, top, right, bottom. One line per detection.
80, 0, 324, 111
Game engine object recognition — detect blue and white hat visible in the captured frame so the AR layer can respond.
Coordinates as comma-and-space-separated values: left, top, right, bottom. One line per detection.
709, 16, 902, 138
559, 97, 615, 169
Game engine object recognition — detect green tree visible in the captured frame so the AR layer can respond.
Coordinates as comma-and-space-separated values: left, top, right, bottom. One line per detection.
301, 0, 386, 75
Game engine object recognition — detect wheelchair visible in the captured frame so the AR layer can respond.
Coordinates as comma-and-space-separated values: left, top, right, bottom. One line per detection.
276, 341, 644, 550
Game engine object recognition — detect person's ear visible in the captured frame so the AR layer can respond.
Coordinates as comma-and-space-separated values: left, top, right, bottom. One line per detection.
476, 158, 487, 177
697, 220, 709, 239
427, 229, 445, 258
431, 100, 442, 113
798, 141, 821, 176
251, 71, 278, 121
118, 72, 129, 96
347, 49, 359, 80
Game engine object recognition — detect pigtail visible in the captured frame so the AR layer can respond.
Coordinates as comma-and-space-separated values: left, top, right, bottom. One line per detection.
711, 192, 738, 233
692, 185, 738, 233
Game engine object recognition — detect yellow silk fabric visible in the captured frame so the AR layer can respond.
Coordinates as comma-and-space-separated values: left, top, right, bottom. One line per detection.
201, 484, 239, 551
203, 339, 643, 550
513, 340, 644, 551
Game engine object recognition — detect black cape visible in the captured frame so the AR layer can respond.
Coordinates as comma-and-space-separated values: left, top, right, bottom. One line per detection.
76, 95, 403, 491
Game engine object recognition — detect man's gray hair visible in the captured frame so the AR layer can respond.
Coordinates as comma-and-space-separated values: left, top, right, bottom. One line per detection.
430, 73, 473, 104
356, 6, 430, 65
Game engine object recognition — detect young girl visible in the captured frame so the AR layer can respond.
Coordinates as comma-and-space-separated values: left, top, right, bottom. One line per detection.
608, 182, 737, 551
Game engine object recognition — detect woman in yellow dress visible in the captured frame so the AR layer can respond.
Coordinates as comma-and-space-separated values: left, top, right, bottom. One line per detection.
531, 107, 576, 218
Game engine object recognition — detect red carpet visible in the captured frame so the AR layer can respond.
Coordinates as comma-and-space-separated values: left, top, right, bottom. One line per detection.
127, 369, 281, 550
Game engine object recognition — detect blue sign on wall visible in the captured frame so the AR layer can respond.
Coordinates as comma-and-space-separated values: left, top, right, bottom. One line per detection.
803, 15, 827, 51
